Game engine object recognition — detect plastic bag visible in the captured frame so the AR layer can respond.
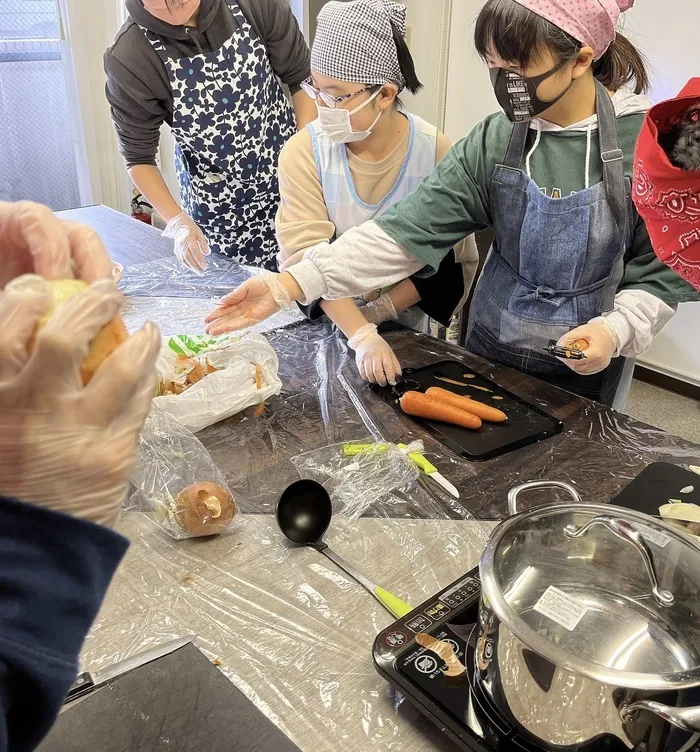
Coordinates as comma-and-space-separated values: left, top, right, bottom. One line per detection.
290, 439, 419, 523
154, 333, 282, 433
130, 404, 244, 539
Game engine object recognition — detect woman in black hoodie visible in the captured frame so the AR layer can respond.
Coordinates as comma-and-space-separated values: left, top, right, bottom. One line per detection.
105, 0, 315, 272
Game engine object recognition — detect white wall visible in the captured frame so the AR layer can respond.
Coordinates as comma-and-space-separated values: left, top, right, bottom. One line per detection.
444, 0, 498, 142
398, 0, 453, 130
623, 2, 700, 386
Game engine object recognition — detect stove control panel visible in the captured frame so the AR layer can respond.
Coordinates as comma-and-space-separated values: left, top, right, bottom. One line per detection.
374, 567, 481, 661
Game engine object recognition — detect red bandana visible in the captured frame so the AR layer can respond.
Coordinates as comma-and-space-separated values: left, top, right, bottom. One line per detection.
633, 78, 700, 292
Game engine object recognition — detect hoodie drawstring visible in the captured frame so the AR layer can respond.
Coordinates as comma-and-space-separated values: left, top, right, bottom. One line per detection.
525, 121, 542, 179
186, 27, 204, 55
584, 123, 593, 190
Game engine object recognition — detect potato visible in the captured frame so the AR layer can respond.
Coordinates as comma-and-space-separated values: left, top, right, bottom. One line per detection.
30, 279, 128, 384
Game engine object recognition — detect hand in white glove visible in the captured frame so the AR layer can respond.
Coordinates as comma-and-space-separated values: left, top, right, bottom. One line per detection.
163, 213, 211, 275
0, 200, 112, 287
205, 272, 295, 335
348, 323, 402, 386
0, 275, 160, 528
361, 291, 398, 326
556, 322, 619, 376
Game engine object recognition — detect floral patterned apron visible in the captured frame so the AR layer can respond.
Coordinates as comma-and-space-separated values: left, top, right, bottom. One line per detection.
142, 0, 295, 269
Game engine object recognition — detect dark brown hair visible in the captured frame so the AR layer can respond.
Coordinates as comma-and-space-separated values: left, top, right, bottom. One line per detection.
474, 0, 649, 94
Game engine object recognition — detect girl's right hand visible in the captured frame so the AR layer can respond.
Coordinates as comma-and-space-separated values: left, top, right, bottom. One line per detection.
348, 323, 402, 386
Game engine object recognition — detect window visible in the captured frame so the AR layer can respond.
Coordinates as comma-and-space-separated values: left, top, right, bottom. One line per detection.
0, 0, 84, 209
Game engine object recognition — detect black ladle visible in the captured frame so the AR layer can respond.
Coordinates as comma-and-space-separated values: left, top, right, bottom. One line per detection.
276, 480, 412, 618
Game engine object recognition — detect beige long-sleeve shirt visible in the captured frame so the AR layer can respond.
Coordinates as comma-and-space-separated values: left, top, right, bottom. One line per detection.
275, 121, 453, 262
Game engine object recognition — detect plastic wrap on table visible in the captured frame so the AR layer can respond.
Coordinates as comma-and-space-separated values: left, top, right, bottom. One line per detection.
290, 440, 420, 523
119, 254, 257, 298
85, 323, 700, 751
129, 404, 244, 540
154, 333, 282, 433
121, 296, 303, 337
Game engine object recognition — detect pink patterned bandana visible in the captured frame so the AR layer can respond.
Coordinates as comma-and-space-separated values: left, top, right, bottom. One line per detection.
513, 0, 635, 60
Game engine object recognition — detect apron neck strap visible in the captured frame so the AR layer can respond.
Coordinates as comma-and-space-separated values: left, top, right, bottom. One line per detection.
503, 79, 628, 238
224, 0, 247, 25
595, 78, 627, 239
503, 121, 529, 169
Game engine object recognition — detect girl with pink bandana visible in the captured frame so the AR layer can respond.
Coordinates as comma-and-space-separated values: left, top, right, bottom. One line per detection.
207, 0, 699, 408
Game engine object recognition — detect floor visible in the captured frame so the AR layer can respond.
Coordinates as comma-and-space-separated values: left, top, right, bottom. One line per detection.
626, 379, 700, 444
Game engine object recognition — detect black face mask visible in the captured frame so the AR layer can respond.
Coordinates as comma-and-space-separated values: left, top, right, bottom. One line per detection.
490, 61, 573, 123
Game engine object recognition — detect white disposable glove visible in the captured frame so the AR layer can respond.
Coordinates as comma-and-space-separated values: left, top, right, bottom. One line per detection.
556, 322, 618, 376
0, 200, 112, 287
348, 323, 402, 386
163, 213, 211, 275
0, 275, 160, 528
205, 272, 294, 335
361, 291, 398, 326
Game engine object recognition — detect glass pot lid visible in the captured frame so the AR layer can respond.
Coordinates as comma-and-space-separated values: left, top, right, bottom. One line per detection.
480, 503, 700, 689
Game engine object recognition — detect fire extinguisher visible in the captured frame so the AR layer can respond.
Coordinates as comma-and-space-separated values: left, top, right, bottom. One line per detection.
131, 190, 153, 225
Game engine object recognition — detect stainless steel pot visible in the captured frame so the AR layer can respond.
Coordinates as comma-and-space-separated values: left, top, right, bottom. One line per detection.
476, 481, 700, 751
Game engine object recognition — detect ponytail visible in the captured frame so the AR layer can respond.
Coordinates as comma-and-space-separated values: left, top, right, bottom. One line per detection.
593, 32, 649, 95
390, 21, 423, 95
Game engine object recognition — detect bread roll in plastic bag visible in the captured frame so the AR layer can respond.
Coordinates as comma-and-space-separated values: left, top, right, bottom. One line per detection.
129, 404, 243, 540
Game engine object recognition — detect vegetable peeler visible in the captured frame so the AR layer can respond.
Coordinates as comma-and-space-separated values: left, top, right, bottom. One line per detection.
545, 339, 589, 360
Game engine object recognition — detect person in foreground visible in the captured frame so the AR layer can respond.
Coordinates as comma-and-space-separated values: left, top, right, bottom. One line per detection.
0, 201, 160, 752
206, 0, 699, 408
275, 0, 477, 385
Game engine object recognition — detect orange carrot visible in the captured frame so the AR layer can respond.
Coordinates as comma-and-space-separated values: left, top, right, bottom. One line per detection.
255, 363, 263, 390
426, 387, 507, 423
400, 391, 482, 430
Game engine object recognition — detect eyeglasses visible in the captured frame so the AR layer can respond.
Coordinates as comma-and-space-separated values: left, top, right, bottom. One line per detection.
300, 78, 376, 110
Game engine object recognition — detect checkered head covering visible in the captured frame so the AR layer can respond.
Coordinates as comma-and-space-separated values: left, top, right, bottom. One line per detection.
311, 0, 408, 90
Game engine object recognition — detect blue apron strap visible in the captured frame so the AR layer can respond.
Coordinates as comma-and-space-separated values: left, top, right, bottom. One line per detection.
223, 0, 247, 25
503, 122, 529, 169
595, 79, 628, 240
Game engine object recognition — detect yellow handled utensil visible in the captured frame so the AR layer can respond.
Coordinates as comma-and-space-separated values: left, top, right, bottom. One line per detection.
397, 443, 460, 499
342, 442, 390, 457
277, 479, 414, 619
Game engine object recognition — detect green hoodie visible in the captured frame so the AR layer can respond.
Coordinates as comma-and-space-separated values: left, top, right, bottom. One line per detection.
376, 90, 698, 305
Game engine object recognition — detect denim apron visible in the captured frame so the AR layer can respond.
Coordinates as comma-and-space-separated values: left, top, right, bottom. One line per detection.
142, 0, 295, 270
467, 80, 632, 406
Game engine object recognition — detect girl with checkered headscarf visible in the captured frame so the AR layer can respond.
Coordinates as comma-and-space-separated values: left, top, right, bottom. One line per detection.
274, 0, 478, 387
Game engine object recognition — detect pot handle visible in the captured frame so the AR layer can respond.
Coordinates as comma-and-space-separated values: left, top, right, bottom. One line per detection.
620, 701, 700, 733
564, 515, 675, 607
507, 481, 582, 516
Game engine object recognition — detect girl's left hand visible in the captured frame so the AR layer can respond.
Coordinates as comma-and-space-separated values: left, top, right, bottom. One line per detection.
556, 322, 618, 375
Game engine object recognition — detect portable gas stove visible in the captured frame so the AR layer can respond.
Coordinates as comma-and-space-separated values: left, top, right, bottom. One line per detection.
373, 567, 632, 752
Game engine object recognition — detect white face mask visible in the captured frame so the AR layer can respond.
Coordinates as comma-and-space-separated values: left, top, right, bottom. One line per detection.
317, 89, 383, 144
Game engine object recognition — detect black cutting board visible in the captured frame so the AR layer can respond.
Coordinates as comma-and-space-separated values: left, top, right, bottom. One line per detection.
369, 360, 563, 461
38, 643, 301, 752
611, 462, 700, 516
